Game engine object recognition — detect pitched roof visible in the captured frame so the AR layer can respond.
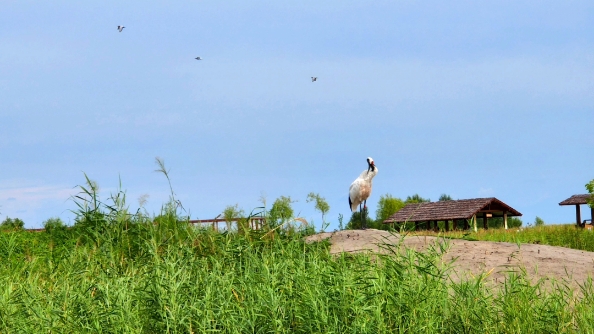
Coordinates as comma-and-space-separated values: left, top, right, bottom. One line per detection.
559, 194, 592, 206
383, 197, 522, 223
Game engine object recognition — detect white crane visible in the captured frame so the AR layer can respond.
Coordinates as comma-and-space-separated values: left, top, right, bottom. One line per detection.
117, 25, 125, 32
349, 157, 378, 229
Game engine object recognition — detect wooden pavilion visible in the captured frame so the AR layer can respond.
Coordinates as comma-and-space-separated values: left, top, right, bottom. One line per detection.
383, 197, 522, 231
559, 194, 594, 228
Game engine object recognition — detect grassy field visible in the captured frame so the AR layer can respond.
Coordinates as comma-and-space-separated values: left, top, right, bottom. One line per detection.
410, 224, 594, 252
1, 227, 594, 332
2, 188, 594, 332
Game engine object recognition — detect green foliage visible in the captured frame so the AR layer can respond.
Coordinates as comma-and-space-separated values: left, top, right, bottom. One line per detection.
375, 194, 405, 226
405, 194, 431, 203
223, 204, 245, 221
346, 209, 387, 230
268, 196, 295, 227
1, 216, 594, 332
43, 217, 67, 232
306, 192, 330, 222
508, 217, 523, 228
346, 210, 365, 230
472, 216, 522, 229
438, 194, 453, 201
535, 216, 545, 227
0, 217, 24, 231
586, 179, 594, 208
222, 204, 245, 230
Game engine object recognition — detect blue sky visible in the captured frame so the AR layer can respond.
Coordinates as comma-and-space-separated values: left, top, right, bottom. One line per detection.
1, 1, 593, 229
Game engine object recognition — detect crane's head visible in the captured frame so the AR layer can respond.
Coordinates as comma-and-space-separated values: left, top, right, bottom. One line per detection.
367, 157, 376, 173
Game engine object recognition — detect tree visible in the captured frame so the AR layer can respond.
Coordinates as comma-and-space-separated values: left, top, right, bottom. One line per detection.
438, 194, 453, 201
405, 194, 431, 203
534, 216, 544, 227
375, 194, 405, 225
346, 211, 366, 230
586, 179, 594, 209
268, 196, 295, 227
222, 204, 245, 231
0, 217, 24, 231
43, 217, 66, 232
306, 192, 330, 223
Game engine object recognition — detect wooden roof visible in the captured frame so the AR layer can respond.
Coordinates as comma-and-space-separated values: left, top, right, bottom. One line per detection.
384, 197, 522, 223
559, 194, 592, 206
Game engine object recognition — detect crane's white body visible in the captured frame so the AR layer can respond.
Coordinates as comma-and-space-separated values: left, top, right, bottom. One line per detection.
349, 162, 378, 212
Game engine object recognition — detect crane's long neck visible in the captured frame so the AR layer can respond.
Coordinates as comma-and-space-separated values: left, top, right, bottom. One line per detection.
361, 168, 378, 182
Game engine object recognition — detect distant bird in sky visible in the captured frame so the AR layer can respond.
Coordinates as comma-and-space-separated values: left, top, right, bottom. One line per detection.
117, 26, 125, 32
195, 57, 202, 60
349, 157, 378, 229
311, 77, 317, 82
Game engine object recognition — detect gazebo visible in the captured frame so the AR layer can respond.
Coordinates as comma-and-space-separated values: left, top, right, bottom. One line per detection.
383, 197, 522, 231
559, 194, 594, 227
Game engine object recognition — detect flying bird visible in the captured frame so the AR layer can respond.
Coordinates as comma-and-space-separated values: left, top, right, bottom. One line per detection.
117, 26, 125, 32
195, 57, 202, 60
311, 77, 317, 82
349, 157, 378, 229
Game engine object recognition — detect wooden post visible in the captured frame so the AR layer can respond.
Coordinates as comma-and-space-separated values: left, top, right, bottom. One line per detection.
591, 207, 594, 226
434, 220, 439, 232
445, 220, 450, 232
473, 215, 477, 232
453, 219, 458, 230
464, 218, 469, 230
415, 221, 419, 231
504, 211, 508, 230
483, 214, 488, 230
576, 205, 582, 227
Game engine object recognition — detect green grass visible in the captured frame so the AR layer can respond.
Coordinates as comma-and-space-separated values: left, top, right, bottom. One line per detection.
412, 224, 594, 252
2, 183, 594, 332
4, 223, 594, 333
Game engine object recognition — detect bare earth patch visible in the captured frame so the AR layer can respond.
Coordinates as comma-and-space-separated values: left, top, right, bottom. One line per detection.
305, 229, 594, 285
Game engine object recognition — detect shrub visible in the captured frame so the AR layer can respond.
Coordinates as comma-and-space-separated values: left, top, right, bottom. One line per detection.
43, 217, 67, 232
306, 192, 330, 224
268, 196, 294, 227
222, 204, 245, 231
0, 217, 24, 231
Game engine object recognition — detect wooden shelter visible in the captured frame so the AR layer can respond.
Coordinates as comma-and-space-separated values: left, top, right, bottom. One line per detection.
559, 194, 594, 227
383, 197, 522, 231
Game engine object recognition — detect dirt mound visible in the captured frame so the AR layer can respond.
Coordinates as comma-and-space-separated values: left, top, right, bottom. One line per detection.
305, 229, 594, 285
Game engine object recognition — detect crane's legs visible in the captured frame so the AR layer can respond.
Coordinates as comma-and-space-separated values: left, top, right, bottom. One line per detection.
359, 200, 367, 230
360, 201, 367, 230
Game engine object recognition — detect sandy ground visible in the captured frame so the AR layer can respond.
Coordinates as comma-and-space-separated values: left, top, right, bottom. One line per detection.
305, 229, 594, 286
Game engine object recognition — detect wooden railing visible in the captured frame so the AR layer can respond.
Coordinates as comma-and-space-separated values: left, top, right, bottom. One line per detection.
188, 217, 266, 231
